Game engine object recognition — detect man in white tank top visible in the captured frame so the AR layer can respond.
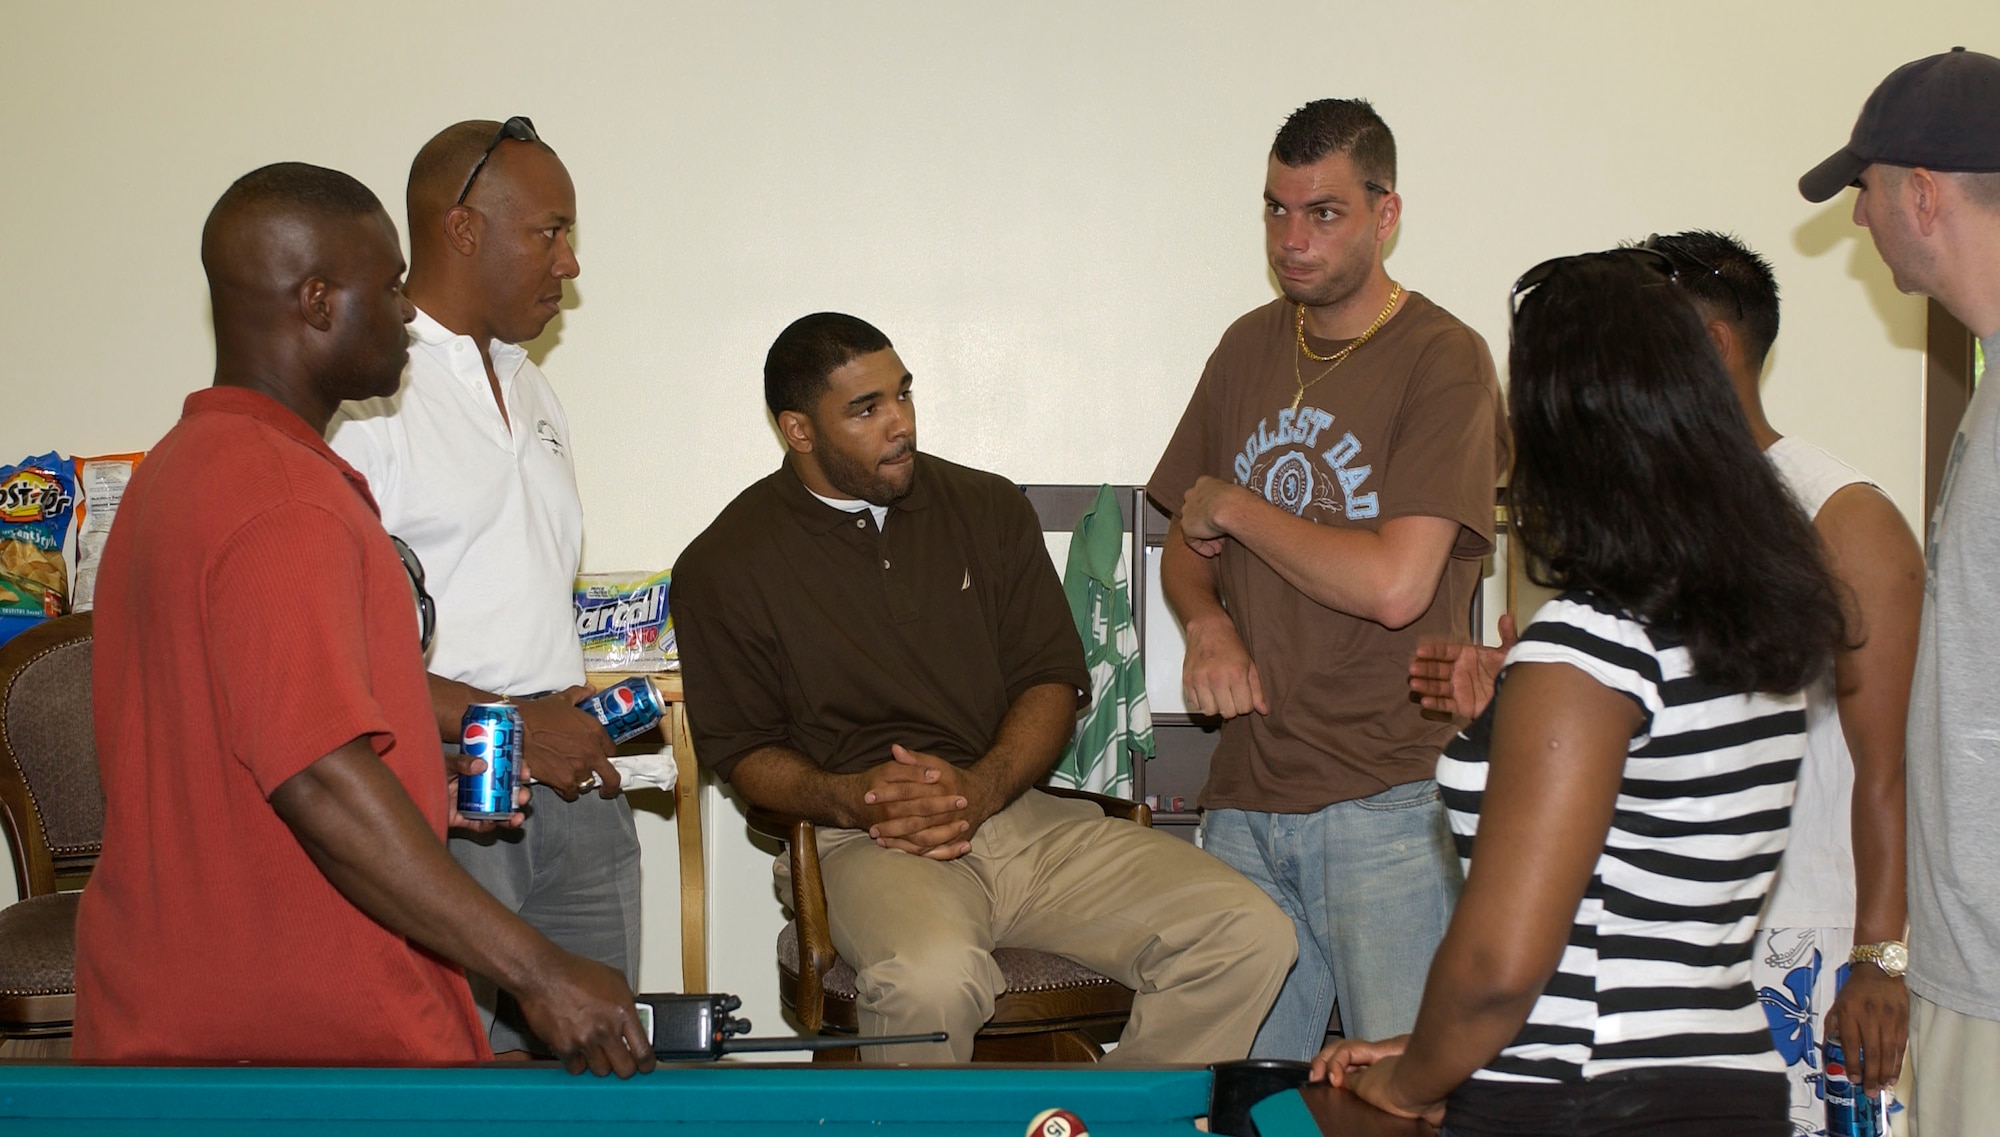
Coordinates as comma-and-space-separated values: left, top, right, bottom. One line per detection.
1410, 231, 1925, 1132
1642, 232, 1923, 1131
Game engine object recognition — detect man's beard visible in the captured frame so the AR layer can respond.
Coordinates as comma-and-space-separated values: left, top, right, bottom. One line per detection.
818, 440, 916, 507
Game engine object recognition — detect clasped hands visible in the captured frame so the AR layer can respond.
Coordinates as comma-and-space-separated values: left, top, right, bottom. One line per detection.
854, 745, 996, 860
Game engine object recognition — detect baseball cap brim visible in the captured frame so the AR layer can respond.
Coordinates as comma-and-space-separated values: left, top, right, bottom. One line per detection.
1800, 147, 1867, 203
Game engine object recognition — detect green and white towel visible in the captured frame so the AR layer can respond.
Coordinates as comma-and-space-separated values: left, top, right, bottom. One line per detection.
1049, 484, 1153, 797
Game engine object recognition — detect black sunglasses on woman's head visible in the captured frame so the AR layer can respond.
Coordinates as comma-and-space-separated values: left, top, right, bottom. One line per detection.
1509, 247, 1678, 321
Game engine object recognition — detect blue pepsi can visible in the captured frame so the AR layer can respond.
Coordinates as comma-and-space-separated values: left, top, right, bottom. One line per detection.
456, 701, 523, 820
579, 676, 665, 744
1824, 1037, 1886, 1137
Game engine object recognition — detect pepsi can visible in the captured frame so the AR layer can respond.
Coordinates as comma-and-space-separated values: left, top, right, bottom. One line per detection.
580, 676, 666, 745
1824, 1037, 1887, 1137
456, 701, 523, 820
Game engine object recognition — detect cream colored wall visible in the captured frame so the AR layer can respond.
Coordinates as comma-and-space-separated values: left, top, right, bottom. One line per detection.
4, 1, 1987, 1047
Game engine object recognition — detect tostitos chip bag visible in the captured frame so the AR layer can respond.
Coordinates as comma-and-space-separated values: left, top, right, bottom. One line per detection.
0, 453, 79, 642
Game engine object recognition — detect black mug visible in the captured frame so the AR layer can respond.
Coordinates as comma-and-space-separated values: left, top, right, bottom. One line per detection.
1210, 1058, 1313, 1137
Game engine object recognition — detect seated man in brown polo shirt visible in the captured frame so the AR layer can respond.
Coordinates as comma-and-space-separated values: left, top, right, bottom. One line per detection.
672, 312, 1295, 1064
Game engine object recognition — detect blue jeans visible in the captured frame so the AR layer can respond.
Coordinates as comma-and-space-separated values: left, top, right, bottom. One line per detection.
1201, 780, 1461, 1059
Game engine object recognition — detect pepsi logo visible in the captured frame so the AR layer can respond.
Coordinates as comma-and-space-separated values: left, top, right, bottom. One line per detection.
462, 723, 492, 759
610, 688, 637, 714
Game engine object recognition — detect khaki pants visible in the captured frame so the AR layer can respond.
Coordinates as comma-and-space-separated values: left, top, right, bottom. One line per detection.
796, 789, 1295, 1064
1902, 991, 2000, 1136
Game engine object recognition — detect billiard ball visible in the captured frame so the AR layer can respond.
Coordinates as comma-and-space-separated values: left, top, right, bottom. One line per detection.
1027, 1107, 1088, 1137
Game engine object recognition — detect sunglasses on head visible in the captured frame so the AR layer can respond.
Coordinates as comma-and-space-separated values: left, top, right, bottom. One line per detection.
454, 116, 545, 206
1509, 247, 1678, 321
1641, 233, 1746, 321
390, 535, 436, 654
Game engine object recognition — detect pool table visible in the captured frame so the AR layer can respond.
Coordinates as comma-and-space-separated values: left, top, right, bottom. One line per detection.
0, 1062, 1428, 1136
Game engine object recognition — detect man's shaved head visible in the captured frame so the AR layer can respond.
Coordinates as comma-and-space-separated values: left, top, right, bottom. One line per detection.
408, 121, 503, 237
407, 120, 560, 250
402, 117, 578, 347
199, 162, 412, 425
201, 162, 385, 308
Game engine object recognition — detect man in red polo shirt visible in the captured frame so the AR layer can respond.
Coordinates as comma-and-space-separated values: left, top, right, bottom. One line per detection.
73, 163, 654, 1075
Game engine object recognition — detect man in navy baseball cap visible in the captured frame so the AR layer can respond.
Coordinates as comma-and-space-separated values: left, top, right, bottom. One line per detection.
1800, 47, 2000, 203
1804, 46, 2000, 1136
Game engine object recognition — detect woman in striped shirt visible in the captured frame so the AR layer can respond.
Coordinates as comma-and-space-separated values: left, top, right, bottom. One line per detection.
1312, 249, 1847, 1135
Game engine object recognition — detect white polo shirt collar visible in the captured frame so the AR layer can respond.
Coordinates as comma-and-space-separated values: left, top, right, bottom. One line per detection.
409, 308, 530, 400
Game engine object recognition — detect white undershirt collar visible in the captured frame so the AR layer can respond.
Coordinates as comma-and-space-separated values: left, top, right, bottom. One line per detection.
807, 487, 889, 530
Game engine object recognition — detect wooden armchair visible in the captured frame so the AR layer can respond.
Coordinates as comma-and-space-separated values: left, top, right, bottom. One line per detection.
747, 785, 1154, 1062
0, 613, 102, 1041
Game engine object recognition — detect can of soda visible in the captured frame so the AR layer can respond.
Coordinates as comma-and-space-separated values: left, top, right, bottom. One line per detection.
1824, 1037, 1887, 1137
456, 701, 524, 820
579, 676, 666, 744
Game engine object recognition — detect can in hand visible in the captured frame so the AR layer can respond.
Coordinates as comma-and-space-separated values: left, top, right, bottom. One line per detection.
580, 676, 666, 744
456, 701, 524, 820
1824, 1036, 1887, 1137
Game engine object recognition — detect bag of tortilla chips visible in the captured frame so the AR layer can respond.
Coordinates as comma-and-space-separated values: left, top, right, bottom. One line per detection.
0, 452, 79, 638
70, 452, 143, 612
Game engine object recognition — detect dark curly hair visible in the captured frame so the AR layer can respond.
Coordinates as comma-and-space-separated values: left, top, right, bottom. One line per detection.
1507, 251, 1844, 693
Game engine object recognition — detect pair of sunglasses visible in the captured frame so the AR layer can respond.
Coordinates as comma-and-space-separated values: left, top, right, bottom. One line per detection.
1508, 246, 1678, 320
390, 535, 436, 654
454, 115, 548, 206
1640, 232, 1747, 321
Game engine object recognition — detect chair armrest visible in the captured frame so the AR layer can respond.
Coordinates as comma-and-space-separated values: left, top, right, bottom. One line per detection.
743, 806, 837, 1033
743, 806, 803, 846
1039, 784, 1154, 828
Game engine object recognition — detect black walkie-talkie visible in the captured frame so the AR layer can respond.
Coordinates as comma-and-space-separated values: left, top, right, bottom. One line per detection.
634, 993, 946, 1061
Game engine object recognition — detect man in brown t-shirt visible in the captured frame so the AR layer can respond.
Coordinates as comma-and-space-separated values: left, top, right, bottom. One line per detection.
673, 312, 1293, 1064
1148, 99, 1506, 1058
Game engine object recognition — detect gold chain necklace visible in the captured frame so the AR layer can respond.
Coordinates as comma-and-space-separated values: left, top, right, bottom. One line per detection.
1291, 283, 1402, 412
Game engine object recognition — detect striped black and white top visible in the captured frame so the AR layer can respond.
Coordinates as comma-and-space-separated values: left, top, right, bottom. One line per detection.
1437, 591, 1805, 1084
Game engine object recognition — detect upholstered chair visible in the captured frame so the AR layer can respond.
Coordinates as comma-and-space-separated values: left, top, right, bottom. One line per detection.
0, 613, 101, 1041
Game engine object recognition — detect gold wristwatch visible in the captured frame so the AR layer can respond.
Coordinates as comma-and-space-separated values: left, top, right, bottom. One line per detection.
1850, 940, 1909, 978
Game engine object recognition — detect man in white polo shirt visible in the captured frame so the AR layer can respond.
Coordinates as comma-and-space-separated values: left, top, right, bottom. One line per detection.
329, 117, 639, 1057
